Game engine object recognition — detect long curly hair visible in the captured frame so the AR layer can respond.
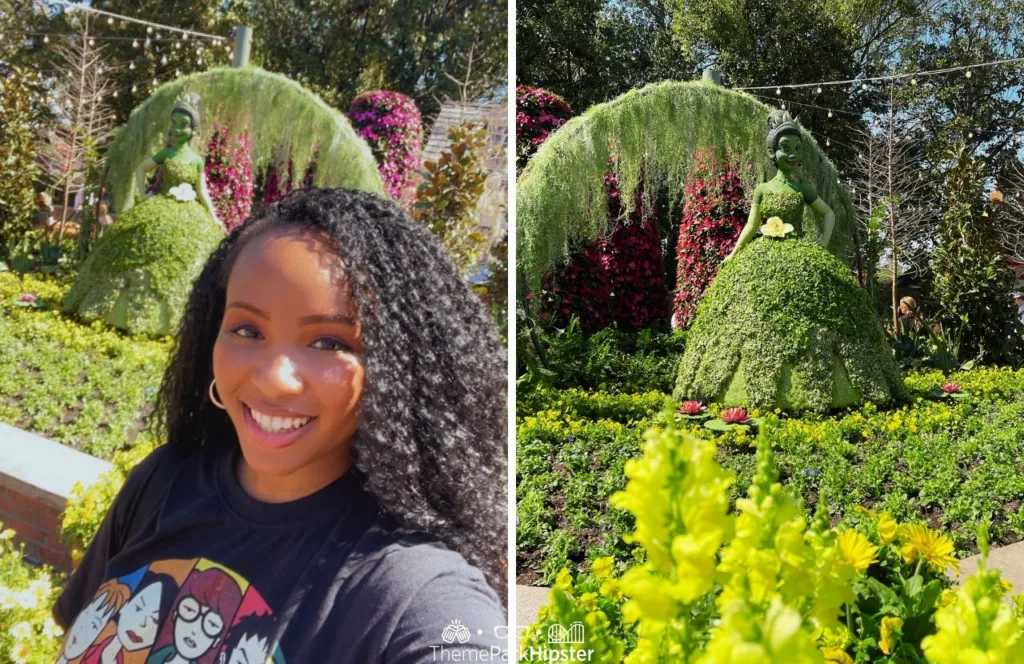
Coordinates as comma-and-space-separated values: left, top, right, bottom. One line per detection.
149, 187, 508, 607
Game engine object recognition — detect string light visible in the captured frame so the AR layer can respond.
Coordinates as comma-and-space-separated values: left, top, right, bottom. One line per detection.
129, 61, 135, 70
43, 35, 49, 43
175, 68, 180, 76
861, 83, 868, 90
88, 38, 95, 46
132, 39, 139, 47
107, 17, 113, 25
828, 110, 833, 118
131, 85, 137, 93
174, 41, 181, 49
826, 138, 831, 146
147, 26, 153, 34
776, 87, 781, 95
966, 70, 972, 78
161, 55, 167, 65
112, 90, 118, 97
911, 78, 917, 85
816, 86, 822, 94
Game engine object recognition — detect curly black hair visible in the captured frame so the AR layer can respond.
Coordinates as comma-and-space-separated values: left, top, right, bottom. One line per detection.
149, 187, 508, 608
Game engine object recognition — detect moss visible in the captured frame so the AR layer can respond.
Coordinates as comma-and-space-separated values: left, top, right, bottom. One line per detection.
673, 237, 905, 412
516, 80, 856, 296
61, 195, 224, 336
104, 67, 383, 213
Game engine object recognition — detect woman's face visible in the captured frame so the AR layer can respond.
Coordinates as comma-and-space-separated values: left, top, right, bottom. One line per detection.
775, 134, 803, 174
213, 228, 365, 489
169, 111, 194, 147
116, 582, 163, 651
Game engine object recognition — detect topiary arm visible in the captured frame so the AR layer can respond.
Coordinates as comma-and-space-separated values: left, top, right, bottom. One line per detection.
809, 197, 834, 248
726, 187, 764, 260
135, 157, 158, 204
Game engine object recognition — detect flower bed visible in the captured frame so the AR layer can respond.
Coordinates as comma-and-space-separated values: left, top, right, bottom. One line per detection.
0, 272, 170, 460
517, 366, 1024, 587
0, 525, 63, 663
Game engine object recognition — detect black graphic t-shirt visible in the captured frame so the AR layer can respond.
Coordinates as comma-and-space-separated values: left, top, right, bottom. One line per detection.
53, 443, 507, 663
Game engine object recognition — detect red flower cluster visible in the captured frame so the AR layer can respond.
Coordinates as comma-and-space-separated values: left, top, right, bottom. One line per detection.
539, 172, 669, 331
678, 400, 706, 415
673, 152, 752, 328
205, 125, 254, 232
348, 91, 423, 205
721, 407, 751, 425
941, 382, 962, 394
516, 86, 573, 176
261, 159, 317, 208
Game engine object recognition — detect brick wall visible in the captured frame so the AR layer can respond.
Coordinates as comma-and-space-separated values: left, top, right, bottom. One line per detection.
0, 422, 111, 573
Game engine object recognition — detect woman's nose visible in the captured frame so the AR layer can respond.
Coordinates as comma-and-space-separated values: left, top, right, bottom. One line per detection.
257, 353, 304, 394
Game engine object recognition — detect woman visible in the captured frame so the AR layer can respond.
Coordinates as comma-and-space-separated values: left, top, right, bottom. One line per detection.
62, 92, 225, 337
54, 188, 508, 662
675, 110, 903, 412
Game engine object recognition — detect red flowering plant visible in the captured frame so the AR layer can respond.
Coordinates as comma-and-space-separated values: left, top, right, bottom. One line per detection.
260, 157, 317, 208
704, 406, 761, 433
676, 399, 710, 421
205, 126, 254, 232
538, 170, 669, 331
673, 151, 753, 329
348, 91, 423, 205
516, 86, 573, 176
929, 381, 969, 400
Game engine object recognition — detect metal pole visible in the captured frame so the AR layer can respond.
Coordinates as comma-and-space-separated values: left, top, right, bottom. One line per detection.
702, 68, 722, 85
232, 26, 252, 68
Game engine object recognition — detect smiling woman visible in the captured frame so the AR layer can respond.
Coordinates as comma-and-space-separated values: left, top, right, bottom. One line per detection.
51, 188, 508, 663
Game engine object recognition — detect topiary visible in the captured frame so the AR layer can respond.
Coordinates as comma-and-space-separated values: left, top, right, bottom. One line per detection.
674, 237, 905, 412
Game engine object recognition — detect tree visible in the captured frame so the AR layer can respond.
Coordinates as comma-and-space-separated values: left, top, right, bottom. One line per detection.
38, 18, 116, 244
0, 66, 40, 262
930, 146, 1018, 362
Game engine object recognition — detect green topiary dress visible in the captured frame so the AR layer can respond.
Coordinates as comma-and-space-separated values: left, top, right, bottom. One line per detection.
62, 153, 224, 336
674, 187, 904, 413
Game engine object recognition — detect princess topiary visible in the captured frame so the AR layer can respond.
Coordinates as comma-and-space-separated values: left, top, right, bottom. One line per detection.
674, 111, 904, 412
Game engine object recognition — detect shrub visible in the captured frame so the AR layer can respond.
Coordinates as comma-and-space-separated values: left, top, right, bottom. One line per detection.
414, 122, 490, 275
516, 86, 573, 175
673, 152, 751, 328
0, 67, 40, 264
348, 91, 423, 205
0, 525, 63, 662
205, 126, 254, 232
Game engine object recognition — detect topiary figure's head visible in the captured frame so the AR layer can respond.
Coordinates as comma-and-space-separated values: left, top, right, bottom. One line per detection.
766, 110, 804, 173
170, 92, 201, 147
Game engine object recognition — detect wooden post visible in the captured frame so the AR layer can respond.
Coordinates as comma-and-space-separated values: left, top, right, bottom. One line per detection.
231, 26, 252, 68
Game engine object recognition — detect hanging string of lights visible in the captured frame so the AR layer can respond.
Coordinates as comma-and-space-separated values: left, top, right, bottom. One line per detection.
42, 0, 226, 42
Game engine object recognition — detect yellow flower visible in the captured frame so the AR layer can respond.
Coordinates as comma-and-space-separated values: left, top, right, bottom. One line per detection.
880, 616, 904, 655
837, 530, 879, 572
899, 524, 959, 573
579, 592, 598, 610
599, 578, 623, 601
761, 216, 795, 238
821, 646, 854, 664
11, 621, 32, 640
940, 588, 957, 607
554, 568, 574, 593
591, 556, 615, 579
877, 513, 898, 544
11, 643, 31, 664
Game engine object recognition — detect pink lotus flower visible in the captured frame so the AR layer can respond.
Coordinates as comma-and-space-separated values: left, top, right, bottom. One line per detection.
17, 293, 37, 303
678, 400, 706, 415
720, 407, 751, 425
941, 382, 962, 394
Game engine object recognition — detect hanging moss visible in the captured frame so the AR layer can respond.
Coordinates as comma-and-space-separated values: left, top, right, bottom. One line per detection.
104, 67, 383, 213
673, 237, 904, 413
516, 79, 857, 295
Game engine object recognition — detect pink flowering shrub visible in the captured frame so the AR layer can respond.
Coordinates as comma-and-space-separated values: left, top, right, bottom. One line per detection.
205, 126, 254, 231
539, 171, 668, 331
673, 152, 752, 328
348, 91, 423, 204
516, 86, 573, 175
260, 158, 317, 208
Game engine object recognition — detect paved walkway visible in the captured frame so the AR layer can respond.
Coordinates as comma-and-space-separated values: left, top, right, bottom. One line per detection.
514, 541, 1024, 653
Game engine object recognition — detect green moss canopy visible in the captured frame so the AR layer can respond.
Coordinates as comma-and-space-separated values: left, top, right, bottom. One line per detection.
516, 80, 856, 296
673, 237, 904, 413
105, 67, 384, 213
61, 196, 223, 336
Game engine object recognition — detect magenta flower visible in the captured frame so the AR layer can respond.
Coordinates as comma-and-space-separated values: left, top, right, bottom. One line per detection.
678, 400, 706, 415
941, 382, 962, 394
720, 407, 751, 425
17, 293, 37, 303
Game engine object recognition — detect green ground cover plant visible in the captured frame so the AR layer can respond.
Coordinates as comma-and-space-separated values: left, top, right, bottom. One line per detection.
0, 272, 169, 460
517, 365, 1024, 586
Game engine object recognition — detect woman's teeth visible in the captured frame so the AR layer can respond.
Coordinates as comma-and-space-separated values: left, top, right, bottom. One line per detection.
249, 406, 312, 432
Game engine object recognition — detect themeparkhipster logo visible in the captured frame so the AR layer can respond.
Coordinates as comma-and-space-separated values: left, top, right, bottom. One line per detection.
519, 621, 595, 662
431, 619, 510, 661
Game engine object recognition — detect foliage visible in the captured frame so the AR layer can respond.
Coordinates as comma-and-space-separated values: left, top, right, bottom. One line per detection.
517, 364, 1024, 585
61, 188, 224, 336
516, 0, 696, 113
516, 81, 857, 295
516, 86, 573, 175
673, 151, 750, 328
516, 318, 686, 395
414, 122, 490, 275
0, 67, 40, 263
676, 236, 904, 412
102, 67, 383, 214
258, 158, 316, 209
0, 272, 170, 459
0, 526, 63, 663
348, 90, 423, 205
476, 232, 509, 340
930, 147, 1019, 363
205, 125, 254, 232
539, 171, 669, 331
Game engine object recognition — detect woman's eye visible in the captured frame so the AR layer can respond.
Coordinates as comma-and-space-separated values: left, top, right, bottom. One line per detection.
312, 337, 349, 352
230, 324, 260, 339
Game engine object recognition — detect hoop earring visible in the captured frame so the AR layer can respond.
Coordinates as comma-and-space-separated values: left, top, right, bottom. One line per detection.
209, 379, 226, 410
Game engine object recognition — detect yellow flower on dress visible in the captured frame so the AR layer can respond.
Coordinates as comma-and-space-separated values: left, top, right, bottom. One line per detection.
899, 524, 959, 573
591, 556, 615, 579
880, 616, 904, 655
877, 513, 898, 544
837, 530, 879, 572
821, 646, 854, 664
761, 216, 795, 238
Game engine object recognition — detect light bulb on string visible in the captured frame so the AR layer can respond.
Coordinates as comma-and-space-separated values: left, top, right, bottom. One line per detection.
107, 17, 113, 25
112, 90, 117, 98
129, 61, 135, 70
131, 85, 137, 93
147, 26, 153, 34
175, 69, 180, 77
828, 110, 833, 118
132, 39, 139, 48
43, 35, 49, 43
826, 138, 831, 146
161, 55, 167, 65
152, 78, 157, 87
776, 87, 781, 95
817, 86, 822, 94
183, 33, 189, 41
88, 38, 94, 46
966, 70, 972, 78
175, 41, 180, 49
911, 78, 918, 85
968, 131, 974, 138
861, 83, 868, 90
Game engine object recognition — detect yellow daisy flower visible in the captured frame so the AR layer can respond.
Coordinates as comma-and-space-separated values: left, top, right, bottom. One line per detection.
880, 616, 904, 655
877, 513, 898, 544
898, 524, 959, 573
838, 530, 879, 572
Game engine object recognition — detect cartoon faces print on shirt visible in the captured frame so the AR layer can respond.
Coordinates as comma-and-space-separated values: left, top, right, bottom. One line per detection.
56, 559, 285, 664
